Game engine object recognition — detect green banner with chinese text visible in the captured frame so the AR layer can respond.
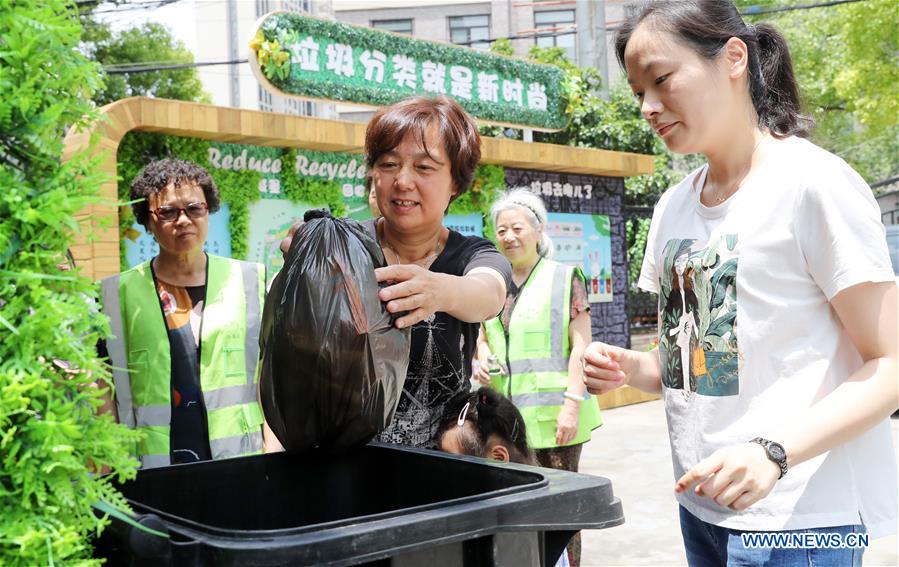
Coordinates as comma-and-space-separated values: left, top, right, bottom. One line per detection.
250, 12, 567, 131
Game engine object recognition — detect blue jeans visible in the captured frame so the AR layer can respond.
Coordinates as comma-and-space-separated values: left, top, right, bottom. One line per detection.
679, 505, 866, 567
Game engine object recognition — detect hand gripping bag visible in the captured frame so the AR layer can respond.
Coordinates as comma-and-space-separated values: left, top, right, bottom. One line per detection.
259, 210, 410, 452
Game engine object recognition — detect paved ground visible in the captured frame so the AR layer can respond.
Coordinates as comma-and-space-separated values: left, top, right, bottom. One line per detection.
577, 399, 899, 566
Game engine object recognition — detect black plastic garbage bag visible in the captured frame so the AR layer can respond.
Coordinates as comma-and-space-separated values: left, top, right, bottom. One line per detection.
259, 210, 410, 452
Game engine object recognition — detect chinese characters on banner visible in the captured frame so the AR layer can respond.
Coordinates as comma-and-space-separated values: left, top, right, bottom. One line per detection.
519, 179, 595, 201
250, 13, 566, 130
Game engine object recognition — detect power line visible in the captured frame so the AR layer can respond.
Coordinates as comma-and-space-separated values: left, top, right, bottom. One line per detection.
99, 0, 869, 74
740, 0, 866, 15
436, 29, 577, 47
102, 26, 580, 73
104, 59, 247, 74
87, 0, 183, 15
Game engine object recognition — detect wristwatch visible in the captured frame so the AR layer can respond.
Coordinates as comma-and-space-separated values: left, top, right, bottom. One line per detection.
750, 437, 788, 479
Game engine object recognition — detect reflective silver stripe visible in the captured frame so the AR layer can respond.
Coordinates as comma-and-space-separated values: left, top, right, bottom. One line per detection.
204, 384, 256, 412
140, 454, 170, 470
549, 263, 568, 360
511, 391, 594, 409
240, 261, 262, 387
516, 357, 570, 373
134, 404, 170, 427
512, 391, 565, 408
210, 431, 263, 460
101, 275, 136, 429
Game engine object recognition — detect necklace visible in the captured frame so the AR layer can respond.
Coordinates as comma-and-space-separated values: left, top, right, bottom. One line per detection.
378, 222, 445, 268
706, 136, 764, 204
382, 240, 444, 268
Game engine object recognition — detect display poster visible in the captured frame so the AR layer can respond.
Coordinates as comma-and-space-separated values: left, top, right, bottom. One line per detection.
546, 212, 613, 303
443, 213, 483, 238
246, 199, 313, 286
124, 203, 232, 268
123, 141, 370, 280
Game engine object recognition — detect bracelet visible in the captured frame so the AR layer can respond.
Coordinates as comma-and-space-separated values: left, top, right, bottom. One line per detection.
563, 391, 587, 402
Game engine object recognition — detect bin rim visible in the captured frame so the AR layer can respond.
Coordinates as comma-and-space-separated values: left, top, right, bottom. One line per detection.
123, 442, 550, 539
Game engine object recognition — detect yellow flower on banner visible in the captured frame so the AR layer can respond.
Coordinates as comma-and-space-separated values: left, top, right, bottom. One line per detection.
248, 29, 264, 52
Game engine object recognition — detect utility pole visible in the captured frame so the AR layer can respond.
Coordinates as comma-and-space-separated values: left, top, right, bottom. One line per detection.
227, 0, 240, 108
576, 0, 609, 99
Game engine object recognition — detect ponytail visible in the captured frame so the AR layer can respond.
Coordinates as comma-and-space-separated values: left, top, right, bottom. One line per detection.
437, 387, 535, 465
615, 0, 813, 138
750, 23, 813, 137
538, 231, 555, 260
472, 388, 533, 464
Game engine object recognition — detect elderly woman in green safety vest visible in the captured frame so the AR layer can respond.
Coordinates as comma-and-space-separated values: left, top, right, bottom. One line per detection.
475, 189, 602, 567
99, 159, 278, 469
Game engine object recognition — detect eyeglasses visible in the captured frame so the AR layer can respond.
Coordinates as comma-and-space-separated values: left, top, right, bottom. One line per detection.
150, 202, 208, 223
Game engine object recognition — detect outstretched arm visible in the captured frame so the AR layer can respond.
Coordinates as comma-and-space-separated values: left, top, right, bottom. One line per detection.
676, 281, 898, 511
582, 342, 663, 395
375, 264, 506, 328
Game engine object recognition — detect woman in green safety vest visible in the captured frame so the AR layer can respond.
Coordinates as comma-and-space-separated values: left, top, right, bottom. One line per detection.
476, 189, 602, 567
99, 159, 279, 469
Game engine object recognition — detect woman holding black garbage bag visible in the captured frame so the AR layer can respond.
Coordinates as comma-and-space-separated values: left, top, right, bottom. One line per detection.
278, 96, 511, 448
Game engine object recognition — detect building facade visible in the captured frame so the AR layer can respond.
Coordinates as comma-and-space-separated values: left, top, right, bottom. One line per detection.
133, 1, 635, 121
191, 0, 336, 118
334, 0, 637, 122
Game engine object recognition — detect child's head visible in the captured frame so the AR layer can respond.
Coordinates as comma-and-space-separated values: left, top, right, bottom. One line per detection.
437, 387, 534, 465
615, 0, 812, 154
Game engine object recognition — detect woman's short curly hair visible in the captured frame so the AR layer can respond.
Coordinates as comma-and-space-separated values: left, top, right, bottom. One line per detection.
130, 159, 220, 229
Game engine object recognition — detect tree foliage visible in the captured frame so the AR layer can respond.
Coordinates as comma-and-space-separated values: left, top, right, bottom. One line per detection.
0, 1, 140, 564
480, 42, 677, 291
510, 45, 675, 291
84, 20, 208, 106
739, 0, 898, 184
489, 44, 677, 208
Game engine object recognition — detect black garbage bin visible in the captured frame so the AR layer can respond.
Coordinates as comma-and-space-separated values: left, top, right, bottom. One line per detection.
94, 443, 623, 566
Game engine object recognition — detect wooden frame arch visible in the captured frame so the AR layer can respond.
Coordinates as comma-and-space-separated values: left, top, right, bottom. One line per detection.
63, 96, 653, 281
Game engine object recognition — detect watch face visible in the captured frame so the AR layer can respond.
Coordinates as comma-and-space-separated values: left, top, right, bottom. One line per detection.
768, 442, 786, 461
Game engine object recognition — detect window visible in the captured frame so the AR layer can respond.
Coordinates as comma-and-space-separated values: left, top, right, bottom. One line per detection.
280, 0, 310, 12
449, 15, 490, 50
624, 4, 642, 19
283, 97, 313, 116
534, 9, 576, 62
258, 87, 273, 113
257, 1, 309, 17
372, 19, 413, 35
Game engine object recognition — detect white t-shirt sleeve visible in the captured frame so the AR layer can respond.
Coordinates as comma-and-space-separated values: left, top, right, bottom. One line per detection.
797, 158, 894, 300
637, 199, 664, 294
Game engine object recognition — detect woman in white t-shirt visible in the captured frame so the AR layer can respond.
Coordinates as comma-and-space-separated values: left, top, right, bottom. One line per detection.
582, 1, 898, 565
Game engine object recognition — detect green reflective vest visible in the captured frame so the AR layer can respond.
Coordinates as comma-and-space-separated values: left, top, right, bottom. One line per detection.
484, 257, 602, 449
101, 255, 265, 469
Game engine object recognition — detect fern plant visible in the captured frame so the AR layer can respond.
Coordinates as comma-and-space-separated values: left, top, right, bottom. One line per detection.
0, 1, 141, 564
